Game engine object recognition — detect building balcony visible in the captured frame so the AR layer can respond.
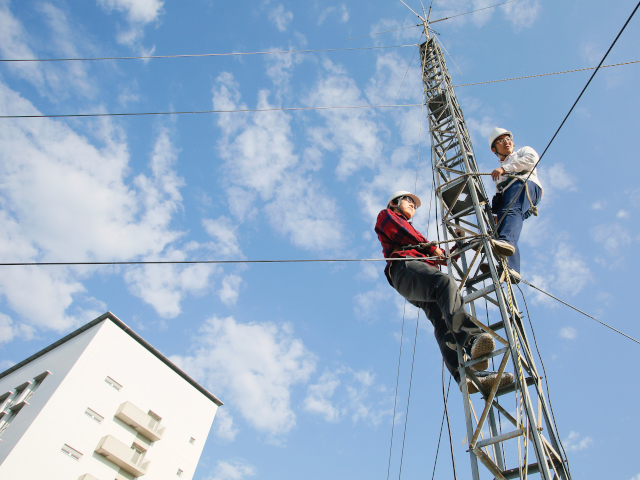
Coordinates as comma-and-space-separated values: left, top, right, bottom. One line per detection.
95, 435, 150, 477
115, 401, 165, 442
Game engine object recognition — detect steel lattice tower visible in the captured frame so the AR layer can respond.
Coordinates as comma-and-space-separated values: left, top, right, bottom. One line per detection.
418, 26, 572, 480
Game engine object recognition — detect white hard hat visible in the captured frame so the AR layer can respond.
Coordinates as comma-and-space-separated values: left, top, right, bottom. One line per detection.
488, 127, 512, 149
387, 190, 421, 208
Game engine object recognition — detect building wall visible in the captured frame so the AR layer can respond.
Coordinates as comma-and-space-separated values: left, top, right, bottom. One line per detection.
0, 322, 101, 465
0, 319, 219, 480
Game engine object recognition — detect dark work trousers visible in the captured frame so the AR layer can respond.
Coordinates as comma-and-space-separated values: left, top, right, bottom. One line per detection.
390, 259, 483, 381
496, 180, 542, 273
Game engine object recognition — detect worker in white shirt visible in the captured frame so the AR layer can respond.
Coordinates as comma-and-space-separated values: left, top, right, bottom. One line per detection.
486, 128, 543, 282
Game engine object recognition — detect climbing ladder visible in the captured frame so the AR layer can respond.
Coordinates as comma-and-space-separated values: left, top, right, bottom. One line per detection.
418, 27, 572, 480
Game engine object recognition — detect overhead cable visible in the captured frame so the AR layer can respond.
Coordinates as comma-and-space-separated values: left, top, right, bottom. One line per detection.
0, 257, 441, 266
520, 279, 640, 346
430, 0, 518, 24
0, 44, 417, 63
2, 60, 638, 120
496, 0, 640, 230
453, 59, 640, 88
0, 103, 422, 119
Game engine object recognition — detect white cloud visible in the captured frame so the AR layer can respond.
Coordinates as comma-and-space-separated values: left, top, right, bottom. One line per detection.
354, 287, 393, 322
304, 370, 341, 422
304, 367, 391, 426
617, 209, 629, 218
218, 274, 243, 306
0, 2, 95, 99
205, 460, 256, 480
0, 83, 213, 330
501, 0, 541, 29
318, 4, 349, 25
306, 60, 384, 179
564, 431, 593, 452
202, 216, 246, 260
527, 241, 591, 304
98, 0, 163, 24
212, 72, 345, 252
171, 316, 316, 436
591, 200, 605, 210
559, 326, 577, 340
268, 4, 293, 32
539, 163, 577, 196
214, 407, 239, 442
97, 0, 164, 46
124, 252, 216, 318
591, 223, 634, 252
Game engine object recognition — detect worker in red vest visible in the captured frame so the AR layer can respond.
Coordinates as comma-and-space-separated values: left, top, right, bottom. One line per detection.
375, 191, 514, 393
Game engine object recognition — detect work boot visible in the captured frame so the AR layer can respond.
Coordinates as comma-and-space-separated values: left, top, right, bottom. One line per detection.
460, 371, 515, 394
468, 333, 495, 371
490, 239, 515, 257
470, 239, 514, 257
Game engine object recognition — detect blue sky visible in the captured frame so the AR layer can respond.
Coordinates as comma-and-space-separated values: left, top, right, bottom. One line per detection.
1, 0, 639, 478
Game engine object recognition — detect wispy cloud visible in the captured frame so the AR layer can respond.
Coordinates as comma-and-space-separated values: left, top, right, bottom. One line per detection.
268, 4, 293, 32
205, 460, 256, 480
564, 431, 593, 452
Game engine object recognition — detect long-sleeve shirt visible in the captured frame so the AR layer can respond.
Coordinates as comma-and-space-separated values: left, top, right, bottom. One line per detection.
495, 146, 544, 196
375, 208, 439, 283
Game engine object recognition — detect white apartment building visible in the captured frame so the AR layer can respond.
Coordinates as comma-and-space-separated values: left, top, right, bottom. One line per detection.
0, 312, 222, 480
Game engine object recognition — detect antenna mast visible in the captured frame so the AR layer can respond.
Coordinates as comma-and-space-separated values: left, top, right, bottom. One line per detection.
413, 10, 572, 480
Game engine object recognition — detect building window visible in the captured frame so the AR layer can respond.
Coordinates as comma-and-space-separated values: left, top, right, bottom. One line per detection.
177, 469, 184, 477
189, 437, 195, 445
131, 443, 146, 466
104, 376, 122, 391
61, 444, 83, 461
84, 408, 104, 423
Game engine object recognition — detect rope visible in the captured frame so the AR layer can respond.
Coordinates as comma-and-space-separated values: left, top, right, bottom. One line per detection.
0, 255, 457, 267
501, 258, 528, 472
520, 279, 640, 346
0, 44, 417, 63
443, 362, 458, 480
496, 0, 640, 231
431, 366, 452, 480
0, 103, 422, 119
397, 311, 421, 480
386, 301, 409, 480
453, 60, 640, 88
516, 285, 572, 479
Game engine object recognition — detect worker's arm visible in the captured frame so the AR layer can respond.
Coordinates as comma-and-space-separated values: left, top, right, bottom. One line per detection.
501, 146, 539, 174
375, 209, 437, 254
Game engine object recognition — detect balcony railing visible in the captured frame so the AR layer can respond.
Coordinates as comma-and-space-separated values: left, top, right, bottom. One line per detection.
94, 435, 150, 477
115, 402, 165, 442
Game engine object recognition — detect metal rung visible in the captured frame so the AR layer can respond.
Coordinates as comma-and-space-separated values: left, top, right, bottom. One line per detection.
498, 459, 565, 480
488, 321, 504, 331
475, 428, 523, 448
463, 284, 495, 304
